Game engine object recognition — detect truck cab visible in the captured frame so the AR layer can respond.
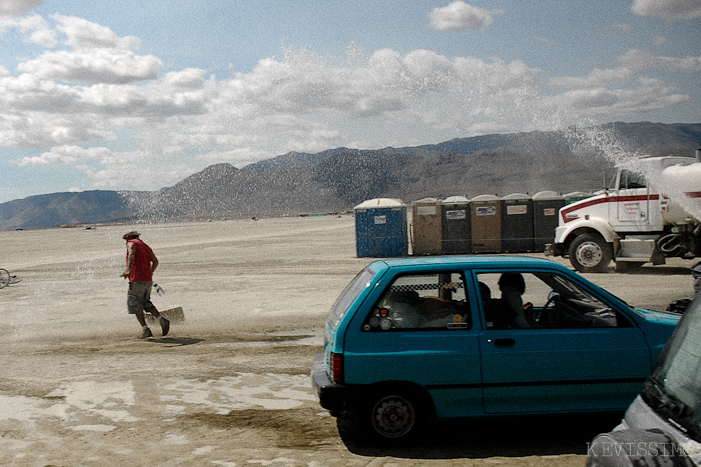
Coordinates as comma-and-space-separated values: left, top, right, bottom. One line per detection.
547, 154, 701, 273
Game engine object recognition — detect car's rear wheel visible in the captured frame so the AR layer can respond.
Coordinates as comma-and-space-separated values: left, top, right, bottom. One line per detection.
363, 390, 424, 444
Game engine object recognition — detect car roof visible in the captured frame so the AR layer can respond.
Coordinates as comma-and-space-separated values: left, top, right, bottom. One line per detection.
372, 255, 566, 270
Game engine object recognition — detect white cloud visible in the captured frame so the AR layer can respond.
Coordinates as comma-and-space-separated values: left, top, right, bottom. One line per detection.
619, 49, 701, 73
0, 14, 161, 85
79, 150, 194, 191
0, 108, 115, 148
52, 14, 140, 50
0, 0, 42, 17
553, 78, 689, 117
550, 66, 637, 89
550, 49, 701, 89
0, 7, 696, 195
3, 41, 690, 169
16, 14, 56, 46
18, 49, 163, 84
164, 68, 208, 89
18, 145, 111, 166
632, 0, 701, 20
0, 13, 56, 47
429, 1, 501, 31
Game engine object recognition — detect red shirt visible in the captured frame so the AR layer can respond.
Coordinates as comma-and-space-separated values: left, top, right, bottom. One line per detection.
126, 239, 155, 282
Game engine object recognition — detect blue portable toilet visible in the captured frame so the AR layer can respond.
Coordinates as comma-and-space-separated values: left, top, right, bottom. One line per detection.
532, 191, 565, 252
501, 193, 533, 253
354, 198, 408, 258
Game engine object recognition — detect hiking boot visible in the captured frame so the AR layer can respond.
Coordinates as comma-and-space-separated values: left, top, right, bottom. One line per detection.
139, 328, 153, 339
160, 317, 170, 337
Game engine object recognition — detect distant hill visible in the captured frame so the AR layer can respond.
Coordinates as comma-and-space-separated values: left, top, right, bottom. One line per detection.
242, 122, 701, 172
0, 191, 130, 230
1, 122, 699, 230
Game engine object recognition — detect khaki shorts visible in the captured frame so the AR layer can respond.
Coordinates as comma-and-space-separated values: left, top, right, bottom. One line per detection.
127, 281, 154, 314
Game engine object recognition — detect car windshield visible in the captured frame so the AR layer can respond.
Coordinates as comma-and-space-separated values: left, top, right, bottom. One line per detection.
644, 297, 701, 442
326, 267, 376, 331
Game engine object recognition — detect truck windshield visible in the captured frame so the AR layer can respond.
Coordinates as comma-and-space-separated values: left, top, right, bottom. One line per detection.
619, 170, 647, 189
326, 267, 376, 331
643, 298, 701, 442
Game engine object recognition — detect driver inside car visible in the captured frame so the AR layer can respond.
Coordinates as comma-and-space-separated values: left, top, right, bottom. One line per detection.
498, 273, 533, 328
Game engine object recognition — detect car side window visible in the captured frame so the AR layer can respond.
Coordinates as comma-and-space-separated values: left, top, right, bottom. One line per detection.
477, 271, 626, 330
363, 272, 471, 331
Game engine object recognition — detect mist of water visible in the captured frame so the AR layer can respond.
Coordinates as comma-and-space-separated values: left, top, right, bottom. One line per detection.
564, 124, 701, 220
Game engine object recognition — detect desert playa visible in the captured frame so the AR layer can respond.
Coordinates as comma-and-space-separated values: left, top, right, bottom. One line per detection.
0, 215, 695, 466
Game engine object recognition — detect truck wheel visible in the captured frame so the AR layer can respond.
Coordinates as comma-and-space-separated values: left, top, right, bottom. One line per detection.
569, 234, 612, 273
363, 391, 424, 444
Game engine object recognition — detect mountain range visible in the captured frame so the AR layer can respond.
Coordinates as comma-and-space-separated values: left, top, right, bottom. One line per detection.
1, 121, 700, 230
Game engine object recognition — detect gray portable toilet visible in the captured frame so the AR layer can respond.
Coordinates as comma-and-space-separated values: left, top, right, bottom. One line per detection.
501, 193, 533, 253
354, 198, 408, 258
441, 196, 471, 255
471, 194, 501, 253
532, 191, 565, 252
412, 198, 442, 255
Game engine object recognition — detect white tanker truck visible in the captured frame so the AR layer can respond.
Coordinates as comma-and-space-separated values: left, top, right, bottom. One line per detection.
546, 150, 701, 273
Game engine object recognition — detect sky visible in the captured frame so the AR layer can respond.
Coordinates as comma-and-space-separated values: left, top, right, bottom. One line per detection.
0, 0, 699, 203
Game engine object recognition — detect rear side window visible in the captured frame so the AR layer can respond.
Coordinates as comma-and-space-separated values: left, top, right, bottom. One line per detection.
327, 267, 376, 331
363, 272, 470, 331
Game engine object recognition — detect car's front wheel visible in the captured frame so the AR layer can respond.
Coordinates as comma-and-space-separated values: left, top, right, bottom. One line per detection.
363, 390, 424, 444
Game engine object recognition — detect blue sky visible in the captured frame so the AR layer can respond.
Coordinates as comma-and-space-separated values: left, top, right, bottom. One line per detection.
0, 0, 699, 203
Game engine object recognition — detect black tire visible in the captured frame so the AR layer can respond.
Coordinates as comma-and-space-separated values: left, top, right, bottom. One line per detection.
568, 234, 612, 273
363, 390, 424, 444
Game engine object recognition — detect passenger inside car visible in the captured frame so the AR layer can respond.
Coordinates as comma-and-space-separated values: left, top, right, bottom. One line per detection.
364, 272, 470, 330
382, 289, 424, 328
477, 271, 622, 329
481, 281, 512, 330
498, 273, 531, 328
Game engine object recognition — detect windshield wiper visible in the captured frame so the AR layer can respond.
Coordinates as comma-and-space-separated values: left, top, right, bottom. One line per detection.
645, 378, 700, 441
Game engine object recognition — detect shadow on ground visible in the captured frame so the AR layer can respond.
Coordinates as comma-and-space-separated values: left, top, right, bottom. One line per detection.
147, 337, 204, 346
338, 412, 623, 459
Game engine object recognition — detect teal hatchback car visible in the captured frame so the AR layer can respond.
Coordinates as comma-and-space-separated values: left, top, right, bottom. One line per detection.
311, 256, 680, 444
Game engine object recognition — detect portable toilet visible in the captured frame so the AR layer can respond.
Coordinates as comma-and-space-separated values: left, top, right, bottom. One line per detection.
441, 196, 471, 255
411, 198, 442, 255
532, 191, 565, 252
471, 194, 501, 253
501, 193, 533, 253
354, 198, 408, 258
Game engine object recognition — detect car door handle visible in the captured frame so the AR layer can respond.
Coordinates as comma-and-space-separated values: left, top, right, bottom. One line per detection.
488, 338, 516, 347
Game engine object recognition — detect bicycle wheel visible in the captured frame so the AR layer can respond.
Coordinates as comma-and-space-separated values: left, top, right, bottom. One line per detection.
0, 269, 10, 288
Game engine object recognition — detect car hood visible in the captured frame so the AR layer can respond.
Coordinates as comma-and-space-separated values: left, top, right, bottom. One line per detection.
632, 307, 681, 352
633, 307, 682, 326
